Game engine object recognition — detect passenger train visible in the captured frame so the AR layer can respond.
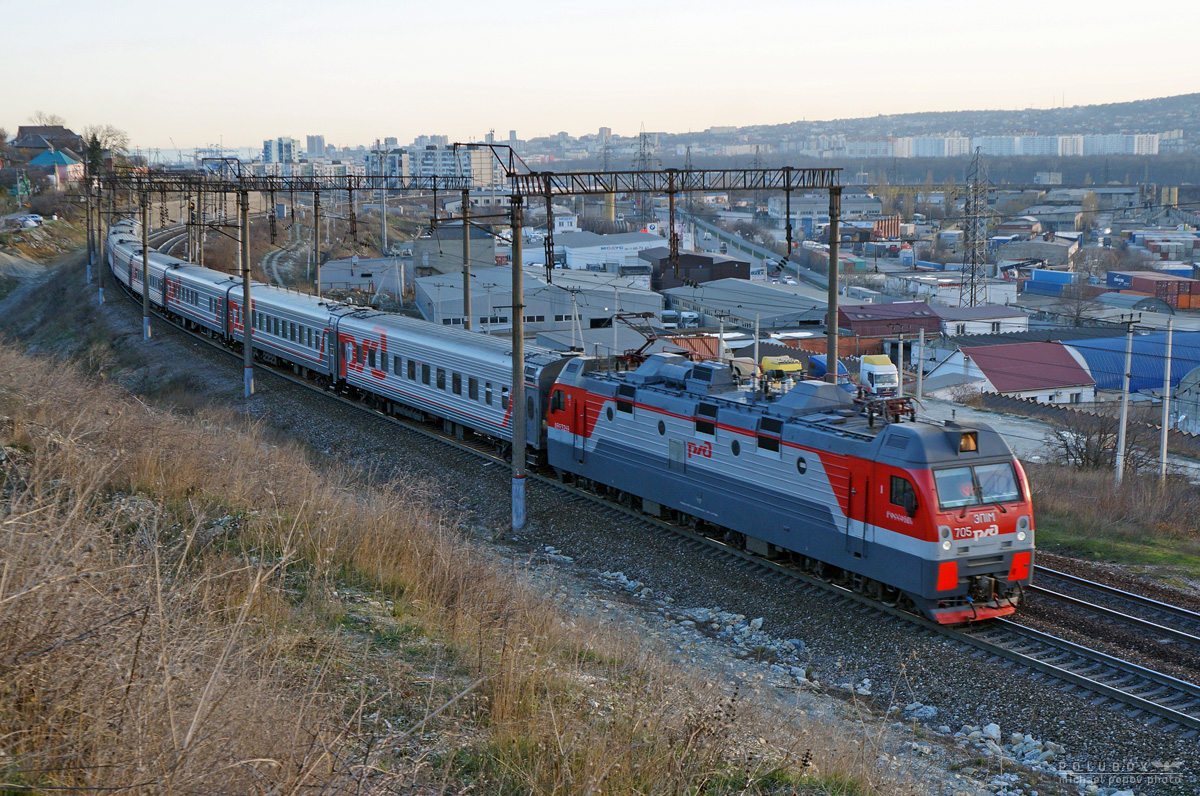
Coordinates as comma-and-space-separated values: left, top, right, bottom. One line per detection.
107, 219, 1034, 624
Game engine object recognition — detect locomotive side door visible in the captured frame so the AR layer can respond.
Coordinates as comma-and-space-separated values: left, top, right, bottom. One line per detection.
571, 392, 586, 464
846, 475, 869, 558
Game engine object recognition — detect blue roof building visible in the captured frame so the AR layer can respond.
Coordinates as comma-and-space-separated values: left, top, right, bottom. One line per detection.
1067, 332, 1200, 393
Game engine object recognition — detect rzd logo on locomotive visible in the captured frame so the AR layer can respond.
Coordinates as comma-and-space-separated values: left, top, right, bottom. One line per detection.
687, 441, 712, 459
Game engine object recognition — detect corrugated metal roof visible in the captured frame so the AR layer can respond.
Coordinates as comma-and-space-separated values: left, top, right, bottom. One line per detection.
1094, 293, 1174, 313
1067, 331, 1200, 393
963, 342, 1094, 393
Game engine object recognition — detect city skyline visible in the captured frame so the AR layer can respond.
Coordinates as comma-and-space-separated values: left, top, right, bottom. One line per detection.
5, 0, 1197, 151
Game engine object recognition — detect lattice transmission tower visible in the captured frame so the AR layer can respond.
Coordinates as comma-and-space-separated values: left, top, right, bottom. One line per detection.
958, 147, 990, 307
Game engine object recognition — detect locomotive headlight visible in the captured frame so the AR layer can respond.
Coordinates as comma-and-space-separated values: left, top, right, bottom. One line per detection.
941, 540, 952, 551
1017, 531, 1027, 542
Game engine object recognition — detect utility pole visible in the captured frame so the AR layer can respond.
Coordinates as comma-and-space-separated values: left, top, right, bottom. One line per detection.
197, 186, 205, 269
825, 187, 842, 384
1115, 321, 1135, 487
462, 189, 472, 330
1160, 319, 1173, 482
510, 195, 526, 532
141, 192, 151, 340
917, 327, 926, 400
313, 191, 322, 297
240, 190, 254, 398
85, 183, 93, 284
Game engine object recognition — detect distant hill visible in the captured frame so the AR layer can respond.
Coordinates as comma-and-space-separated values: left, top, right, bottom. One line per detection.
666, 94, 1200, 143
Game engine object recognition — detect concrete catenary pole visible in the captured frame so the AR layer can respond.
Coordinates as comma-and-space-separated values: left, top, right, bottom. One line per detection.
1159, 318, 1173, 482
917, 327, 926, 400
462, 189, 472, 330
141, 192, 151, 340
825, 187, 842, 384
196, 186, 205, 269
98, 182, 108, 304
510, 195, 527, 531
313, 191, 322, 298
240, 190, 254, 398
85, 184, 93, 284
1115, 321, 1135, 487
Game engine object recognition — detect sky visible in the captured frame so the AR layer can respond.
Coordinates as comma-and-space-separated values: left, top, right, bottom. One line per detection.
4, 0, 1197, 152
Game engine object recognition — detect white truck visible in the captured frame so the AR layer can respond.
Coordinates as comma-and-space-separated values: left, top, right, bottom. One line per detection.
859, 354, 899, 396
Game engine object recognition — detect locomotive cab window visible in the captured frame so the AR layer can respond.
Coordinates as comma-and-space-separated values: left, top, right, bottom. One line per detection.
890, 476, 919, 515
933, 463, 1024, 510
550, 389, 564, 412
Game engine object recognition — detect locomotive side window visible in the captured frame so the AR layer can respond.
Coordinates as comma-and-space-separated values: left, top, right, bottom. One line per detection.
695, 402, 717, 436
616, 384, 635, 414
890, 476, 919, 514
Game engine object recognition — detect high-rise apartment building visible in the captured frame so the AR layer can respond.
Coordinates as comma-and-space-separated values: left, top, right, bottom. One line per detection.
264, 137, 301, 163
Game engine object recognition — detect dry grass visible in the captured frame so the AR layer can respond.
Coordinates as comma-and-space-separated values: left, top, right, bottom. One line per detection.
0, 337, 916, 794
1027, 464, 1200, 567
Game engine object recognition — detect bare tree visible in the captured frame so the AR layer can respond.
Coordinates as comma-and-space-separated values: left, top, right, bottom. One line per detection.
81, 124, 130, 155
1050, 406, 1158, 473
27, 111, 66, 126
1054, 283, 1097, 327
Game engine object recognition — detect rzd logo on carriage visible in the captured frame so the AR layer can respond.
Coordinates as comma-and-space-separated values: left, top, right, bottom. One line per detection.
687, 441, 712, 459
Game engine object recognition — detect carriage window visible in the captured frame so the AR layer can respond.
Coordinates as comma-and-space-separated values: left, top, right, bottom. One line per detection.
501, 386, 510, 410
421, 364, 430, 385
452, 373, 462, 395
368, 347, 376, 369
408, 360, 416, 380
469, 378, 479, 400
485, 382, 493, 405
436, 369, 446, 390
394, 356, 402, 376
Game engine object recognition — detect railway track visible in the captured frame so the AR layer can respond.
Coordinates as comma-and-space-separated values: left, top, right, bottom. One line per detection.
111, 244, 1200, 740
1029, 566, 1200, 648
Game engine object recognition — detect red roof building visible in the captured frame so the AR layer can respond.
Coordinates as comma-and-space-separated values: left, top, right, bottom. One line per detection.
837, 301, 942, 337
925, 341, 1096, 403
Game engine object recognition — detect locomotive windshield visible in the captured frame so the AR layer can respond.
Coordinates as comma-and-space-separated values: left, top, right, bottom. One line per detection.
933, 463, 1021, 510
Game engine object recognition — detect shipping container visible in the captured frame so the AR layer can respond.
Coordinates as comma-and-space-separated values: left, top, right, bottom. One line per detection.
1030, 269, 1076, 285
1021, 280, 1064, 297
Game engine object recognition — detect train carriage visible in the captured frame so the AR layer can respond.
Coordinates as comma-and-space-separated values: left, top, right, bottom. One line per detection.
334, 311, 572, 450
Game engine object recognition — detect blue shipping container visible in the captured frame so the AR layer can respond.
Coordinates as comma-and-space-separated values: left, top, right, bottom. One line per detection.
1029, 270, 1076, 285
915, 260, 944, 270
1021, 281, 1064, 297
1107, 271, 1135, 289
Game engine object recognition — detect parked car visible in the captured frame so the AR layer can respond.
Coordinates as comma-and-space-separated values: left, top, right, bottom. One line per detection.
16, 214, 43, 228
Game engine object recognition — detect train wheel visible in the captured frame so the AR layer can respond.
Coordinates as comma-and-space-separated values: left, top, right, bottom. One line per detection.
723, 530, 746, 550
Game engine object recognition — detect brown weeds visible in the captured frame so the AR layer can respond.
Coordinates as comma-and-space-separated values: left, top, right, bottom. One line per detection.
0, 340, 902, 794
